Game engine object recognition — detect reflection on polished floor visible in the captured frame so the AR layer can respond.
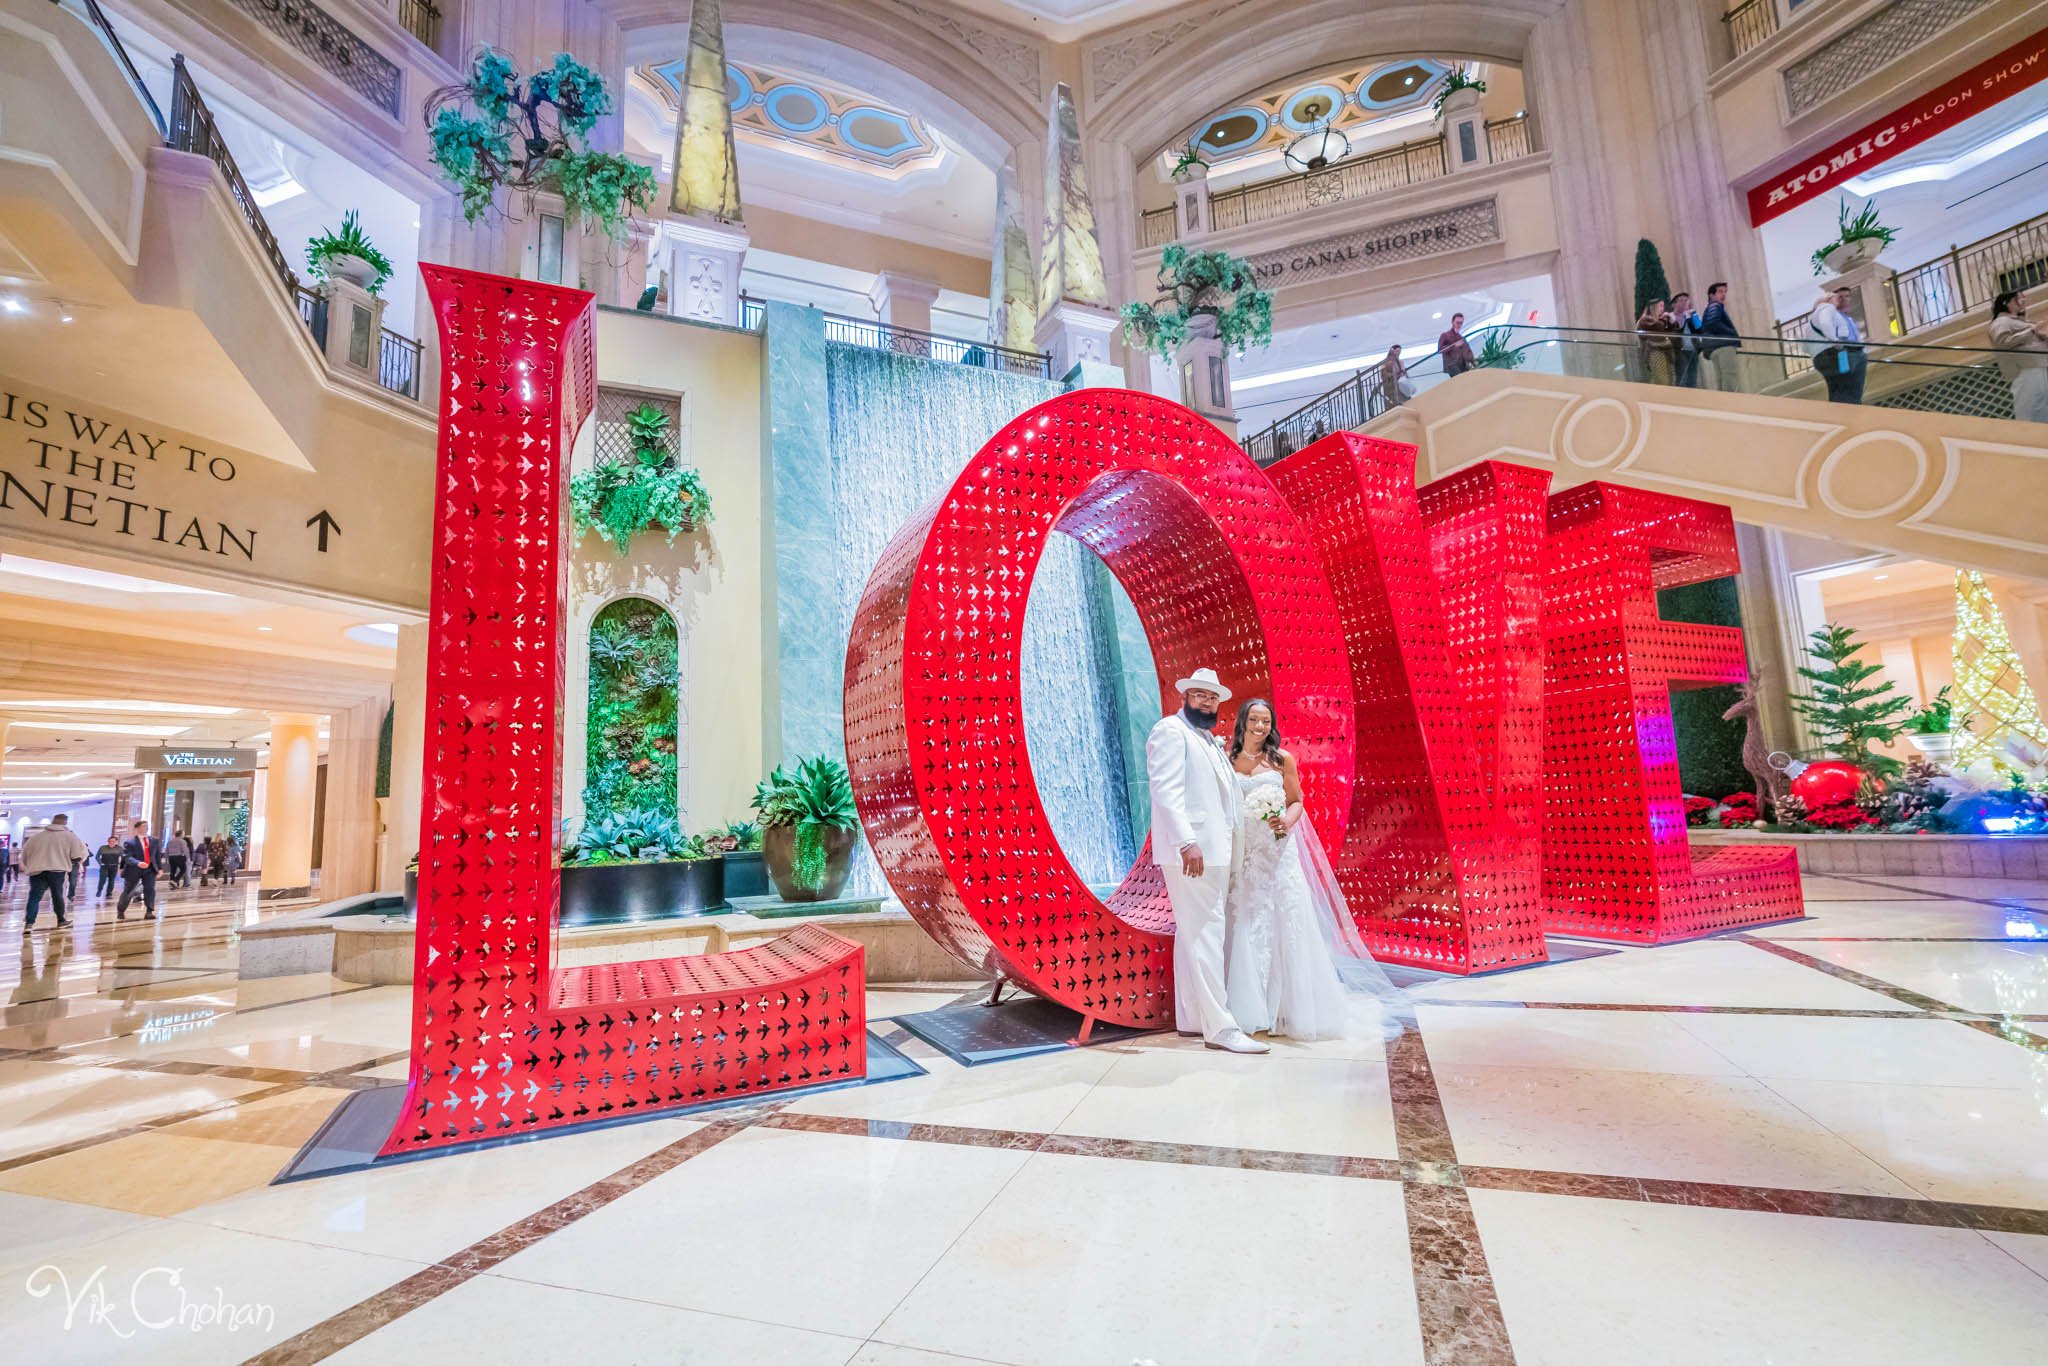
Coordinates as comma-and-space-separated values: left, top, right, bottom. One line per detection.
3, 872, 2048, 1363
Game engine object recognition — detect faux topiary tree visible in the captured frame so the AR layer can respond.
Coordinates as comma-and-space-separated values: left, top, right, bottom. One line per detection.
424, 49, 656, 240
1633, 238, 1672, 314
1119, 243, 1274, 360
1791, 622, 1915, 781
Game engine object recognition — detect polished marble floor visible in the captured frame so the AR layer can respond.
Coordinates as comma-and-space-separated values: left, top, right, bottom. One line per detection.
3, 870, 2048, 1363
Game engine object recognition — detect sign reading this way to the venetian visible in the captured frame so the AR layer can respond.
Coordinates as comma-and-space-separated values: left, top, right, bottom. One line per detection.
1246, 197, 1502, 288
0, 377, 430, 611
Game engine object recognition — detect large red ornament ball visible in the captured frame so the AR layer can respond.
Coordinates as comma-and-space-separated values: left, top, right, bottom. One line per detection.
1791, 760, 1863, 809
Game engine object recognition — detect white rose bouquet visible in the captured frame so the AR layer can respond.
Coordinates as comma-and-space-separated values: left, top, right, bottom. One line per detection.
1243, 785, 1286, 838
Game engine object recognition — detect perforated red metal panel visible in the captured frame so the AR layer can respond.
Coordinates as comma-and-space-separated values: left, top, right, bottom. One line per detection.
1541, 482, 1803, 942
1267, 435, 1551, 973
845, 389, 1355, 1028
382, 266, 864, 1157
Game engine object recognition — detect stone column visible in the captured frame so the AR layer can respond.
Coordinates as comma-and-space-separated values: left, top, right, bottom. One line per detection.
1439, 86, 1488, 174
382, 624, 430, 891
665, 217, 752, 327
1034, 82, 1120, 384
868, 272, 941, 334
317, 276, 388, 383
259, 714, 319, 901
989, 161, 1037, 351
1174, 314, 1236, 437
1172, 162, 1210, 240
320, 697, 384, 900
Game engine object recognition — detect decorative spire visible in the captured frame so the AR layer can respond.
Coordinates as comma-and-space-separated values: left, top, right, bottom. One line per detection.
1037, 82, 1106, 314
1952, 570, 2048, 770
989, 161, 1035, 351
669, 0, 742, 223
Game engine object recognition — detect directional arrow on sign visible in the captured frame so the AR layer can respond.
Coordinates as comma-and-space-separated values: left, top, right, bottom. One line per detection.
306, 509, 341, 551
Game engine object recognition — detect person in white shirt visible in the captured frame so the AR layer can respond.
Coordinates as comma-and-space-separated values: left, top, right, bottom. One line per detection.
1146, 667, 1267, 1054
22, 814, 88, 930
1990, 290, 2048, 423
1807, 285, 1867, 404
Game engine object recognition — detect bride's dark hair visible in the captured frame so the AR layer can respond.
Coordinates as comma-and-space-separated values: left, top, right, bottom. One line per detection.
1229, 697, 1284, 765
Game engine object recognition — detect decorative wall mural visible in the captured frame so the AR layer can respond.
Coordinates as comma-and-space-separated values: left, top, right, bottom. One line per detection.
636, 61, 941, 173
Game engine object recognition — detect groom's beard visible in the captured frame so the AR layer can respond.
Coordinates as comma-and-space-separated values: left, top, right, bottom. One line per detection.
1182, 703, 1218, 730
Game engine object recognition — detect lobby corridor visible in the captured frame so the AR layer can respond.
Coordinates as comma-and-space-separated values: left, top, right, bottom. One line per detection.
2, 871, 2047, 1363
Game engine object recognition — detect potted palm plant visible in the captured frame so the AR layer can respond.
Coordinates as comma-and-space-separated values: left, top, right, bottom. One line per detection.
306, 211, 394, 295
1904, 685, 1957, 764
750, 757, 860, 901
1811, 200, 1896, 276
1432, 68, 1488, 120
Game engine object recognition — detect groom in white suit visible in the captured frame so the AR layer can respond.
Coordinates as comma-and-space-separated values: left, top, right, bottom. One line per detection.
1146, 667, 1268, 1054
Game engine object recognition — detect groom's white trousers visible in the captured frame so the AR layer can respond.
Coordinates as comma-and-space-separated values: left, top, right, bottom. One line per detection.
1163, 861, 1236, 1040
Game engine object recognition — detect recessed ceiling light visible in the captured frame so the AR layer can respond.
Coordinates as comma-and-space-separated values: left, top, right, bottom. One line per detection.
1873, 573, 1889, 580
1432, 312, 1443, 320
256, 625, 273, 632
10, 721, 191, 736
1405, 75, 1415, 85
0, 297, 23, 314
0, 699, 243, 715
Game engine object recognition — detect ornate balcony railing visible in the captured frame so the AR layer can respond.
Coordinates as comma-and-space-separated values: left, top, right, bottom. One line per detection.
1723, 0, 1781, 59
822, 308, 1054, 377
1139, 117, 1538, 248
168, 55, 299, 298
397, 0, 442, 51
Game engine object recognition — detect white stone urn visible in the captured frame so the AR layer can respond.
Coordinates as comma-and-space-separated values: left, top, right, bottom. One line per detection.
1435, 84, 1485, 127
1171, 158, 1209, 186
323, 252, 381, 292
1906, 731, 1957, 764
1820, 237, 1885, 276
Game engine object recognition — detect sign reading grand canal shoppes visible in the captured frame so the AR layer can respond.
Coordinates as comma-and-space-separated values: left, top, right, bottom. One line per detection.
1246, 197, 1502, 288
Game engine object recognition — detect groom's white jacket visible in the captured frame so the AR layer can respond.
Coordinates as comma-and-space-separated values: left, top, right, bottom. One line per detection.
1146, 713, 1237, 868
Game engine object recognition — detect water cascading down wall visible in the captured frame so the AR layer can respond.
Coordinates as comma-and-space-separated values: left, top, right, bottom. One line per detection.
762, 301, 1152, 894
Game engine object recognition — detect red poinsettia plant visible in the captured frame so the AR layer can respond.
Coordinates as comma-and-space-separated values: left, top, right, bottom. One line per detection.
1684, 796, 1718, 826
1718, 792, 1759, 827
1805, 799, 1878, 832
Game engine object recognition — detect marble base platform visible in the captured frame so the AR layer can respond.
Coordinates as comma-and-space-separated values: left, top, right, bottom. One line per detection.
1691, 830, 2048, 878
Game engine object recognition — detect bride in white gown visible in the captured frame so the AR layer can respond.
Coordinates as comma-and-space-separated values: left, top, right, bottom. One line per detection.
1223, 698, 1404, 1041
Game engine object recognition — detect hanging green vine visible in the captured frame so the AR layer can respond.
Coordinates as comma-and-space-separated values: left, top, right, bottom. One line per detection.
1119, 243, 1273, 361
569, 404, 712, 554
424, 49, 656, 240
583, 598, 679, 824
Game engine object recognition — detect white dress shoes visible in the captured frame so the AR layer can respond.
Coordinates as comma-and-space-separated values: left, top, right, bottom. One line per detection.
1206, 1027, 1270, 1054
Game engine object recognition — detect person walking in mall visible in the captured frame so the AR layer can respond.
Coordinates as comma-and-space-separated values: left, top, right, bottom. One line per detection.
1377, 343, 1413, 410
221, 836, 243, 886
22, 815, 87, 930
117, 819, 163, 921
1437, 312, 1475, 377
1636, 296, 1678, 384
1806, 285, 1867, 403
1990, 290, 2048, 422
164, 828, 190, 889
94, 834, 121, 898
1670, 291, 1704, 388
1697, 282, 1741, 389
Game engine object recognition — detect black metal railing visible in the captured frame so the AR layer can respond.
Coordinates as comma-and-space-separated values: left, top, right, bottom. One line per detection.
379, 330, 422, 399
820, 307, 1054, 378
740, 295, 766, 331
1484, 114, 1533, 164
72, 0, 166, 135
168, 55, 299, 298
397, 0, 442, 51
1723, 0, 1781, 59
1774, 211, 2048, 346
296, 285, 327, 344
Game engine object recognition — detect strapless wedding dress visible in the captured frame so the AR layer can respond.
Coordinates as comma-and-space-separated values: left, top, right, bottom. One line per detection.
1224, 768, 1352, 1040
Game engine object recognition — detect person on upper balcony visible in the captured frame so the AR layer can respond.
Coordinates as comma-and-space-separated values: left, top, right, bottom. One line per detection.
1806, 285, 1867, 404
1670, 291, 1704, 388
1697, 282, 1742, 390
1636, 297, 1678, 384
1377, 343, 1414, 410
1990, 290, 2048, 423
1437, 312, 1475, 377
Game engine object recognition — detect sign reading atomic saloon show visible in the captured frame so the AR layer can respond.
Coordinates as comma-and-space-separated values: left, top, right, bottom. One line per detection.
1247, 197, 1502, 288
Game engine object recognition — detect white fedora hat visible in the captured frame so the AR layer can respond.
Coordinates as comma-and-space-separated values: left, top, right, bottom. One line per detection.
1173, 667, 1232, 703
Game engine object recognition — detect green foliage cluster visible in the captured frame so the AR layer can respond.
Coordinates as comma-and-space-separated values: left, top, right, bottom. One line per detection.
583, 598, 678, 825
424, 48, 657, 240
566, 810, 690, 865
1810, 199, 1897, 276
305, 211, 394, 296
1119, 243, 1274, 361
1472, 328, 1524, 370
752, 756, 859, 892
1791, 622, 1916, 781
1906, 684, 1955, 736
1431, 68, 1488, 118
570, 405, 712, 554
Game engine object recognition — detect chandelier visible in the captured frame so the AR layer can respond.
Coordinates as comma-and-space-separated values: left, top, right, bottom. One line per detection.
1283, 117, 1351, 173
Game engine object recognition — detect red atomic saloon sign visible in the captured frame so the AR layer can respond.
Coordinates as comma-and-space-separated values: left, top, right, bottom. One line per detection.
1748, 27, 2048, 226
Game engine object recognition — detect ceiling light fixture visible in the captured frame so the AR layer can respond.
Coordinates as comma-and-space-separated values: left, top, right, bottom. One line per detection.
0, 699, 244, 715
9, 721, 192, 736
0, 296, 23, 314
1283, 117, 1351, 174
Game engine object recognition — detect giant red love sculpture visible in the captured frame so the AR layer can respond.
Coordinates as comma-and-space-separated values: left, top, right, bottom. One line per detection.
846, 389, 1802, 1032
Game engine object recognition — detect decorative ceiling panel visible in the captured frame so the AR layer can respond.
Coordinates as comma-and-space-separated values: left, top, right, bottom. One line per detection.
1177, 58, 1452, 165
636, 60, 941, 172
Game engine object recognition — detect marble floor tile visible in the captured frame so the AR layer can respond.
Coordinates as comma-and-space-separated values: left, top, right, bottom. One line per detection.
876, 1150, 1421, 1366
1416, 1003, 1745, 1077
783, 1045, 1114, 1133
187, 1116, 708, 1265
1794, 875, 1935, 901
0, 1060, 269, 1163
1768, 940, 2048, 1014
1674, 1013, 2048, 1088
492, 1127, 1031, 1339
1052, 1049, 1399, 1158
0, 1130, 303, 1215
1471, 1187, 2048, 1365
327, 1272, 863, 1366
1434, 1064, 1920, 1195
159, 1087, 350, 1147
1984, 1230, 2048, 1282
0, 1218, 422, 1364
0, 1190, 160, 1268
864, 989, 973, 1020
1415, 939, 1914, 1012
1762, 1075, 2048, 1207
1757, 899, 2048, 940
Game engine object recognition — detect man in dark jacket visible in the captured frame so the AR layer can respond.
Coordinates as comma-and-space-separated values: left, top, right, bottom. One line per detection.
95, 835, 121, 897
117, 820, 164, 921
1697, 282, 1741, 388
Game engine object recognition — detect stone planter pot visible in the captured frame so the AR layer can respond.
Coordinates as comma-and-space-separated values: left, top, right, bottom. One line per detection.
722, 849, 769, 900
1171, 160, 1208, 186
1820, 238, 1884, 276
762, 824, 857, 902
1906, 732, 1957, 764
559, 857, 725, 926
321, 251, 382, 291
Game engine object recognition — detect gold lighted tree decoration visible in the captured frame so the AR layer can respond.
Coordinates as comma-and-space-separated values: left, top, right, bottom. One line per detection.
1952, 570, 2048, 769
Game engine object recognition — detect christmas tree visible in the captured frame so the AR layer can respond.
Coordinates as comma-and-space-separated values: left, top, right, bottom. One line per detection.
1790, 622, 1915, 781
1952, 570, 2048, 770
1634, 239, 1672, 314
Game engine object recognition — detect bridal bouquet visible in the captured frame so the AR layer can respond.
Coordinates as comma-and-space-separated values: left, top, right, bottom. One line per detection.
1244, 785, 1286, 839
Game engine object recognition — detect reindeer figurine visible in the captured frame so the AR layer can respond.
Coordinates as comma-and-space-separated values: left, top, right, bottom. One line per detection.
1722, 674, 1784, 819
